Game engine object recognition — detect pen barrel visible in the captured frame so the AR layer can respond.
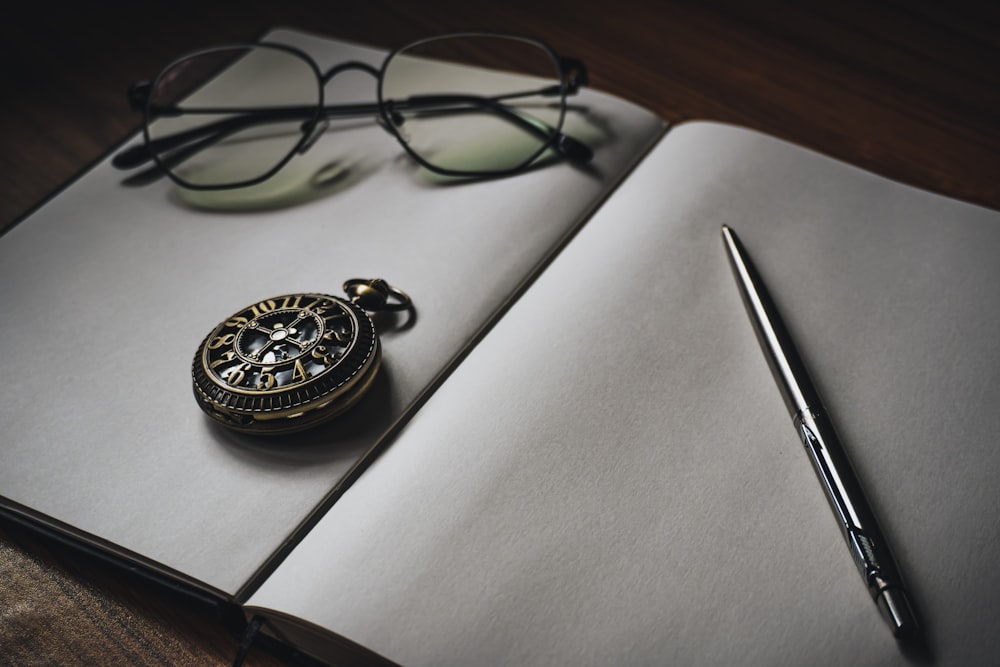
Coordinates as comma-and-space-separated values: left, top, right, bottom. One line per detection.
723, 226, 917, 637
794, 407, 904, 597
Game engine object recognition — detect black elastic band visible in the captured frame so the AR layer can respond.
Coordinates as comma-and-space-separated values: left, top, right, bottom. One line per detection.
232, 615, 266, 667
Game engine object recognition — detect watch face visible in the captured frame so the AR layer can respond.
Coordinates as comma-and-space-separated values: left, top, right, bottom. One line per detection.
192, 293, 380, 434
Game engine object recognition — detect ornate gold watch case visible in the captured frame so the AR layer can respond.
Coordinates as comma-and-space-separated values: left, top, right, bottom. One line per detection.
192, 279, 409, 435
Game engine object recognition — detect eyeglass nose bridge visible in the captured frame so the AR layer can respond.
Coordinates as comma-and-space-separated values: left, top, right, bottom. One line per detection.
319, 60, 380, 85
313, 59, 387, 147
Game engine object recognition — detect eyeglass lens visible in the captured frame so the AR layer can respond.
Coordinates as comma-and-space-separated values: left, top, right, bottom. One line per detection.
380, 34, 566, 176
145, 45, 322, 189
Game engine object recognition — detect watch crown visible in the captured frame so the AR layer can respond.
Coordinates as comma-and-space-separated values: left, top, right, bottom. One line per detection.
342, 278, 412, 312
344, 278, 391, 311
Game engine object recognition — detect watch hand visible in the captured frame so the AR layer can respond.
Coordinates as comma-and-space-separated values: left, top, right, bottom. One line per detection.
249, 340, 275, 360
270, 311, 322, 350
281, 336, 308, 351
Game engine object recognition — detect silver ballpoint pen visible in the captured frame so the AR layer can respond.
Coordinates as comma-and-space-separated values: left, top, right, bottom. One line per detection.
721, 225, 918, 638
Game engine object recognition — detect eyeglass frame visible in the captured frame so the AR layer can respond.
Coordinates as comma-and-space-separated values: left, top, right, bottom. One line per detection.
112, 33, 593, 190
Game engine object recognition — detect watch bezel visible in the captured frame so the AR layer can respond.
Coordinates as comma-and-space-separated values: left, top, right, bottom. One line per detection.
191, 292, 380, 434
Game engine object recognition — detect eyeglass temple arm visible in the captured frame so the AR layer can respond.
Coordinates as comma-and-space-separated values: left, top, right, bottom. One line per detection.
393, 90, 593, 164
127, 81, 152, 112
112, 101, 382, 170
118, 79, 380, 168
133, 123, 245, 177
559, 57, 589, 93
113, 75, 592, 171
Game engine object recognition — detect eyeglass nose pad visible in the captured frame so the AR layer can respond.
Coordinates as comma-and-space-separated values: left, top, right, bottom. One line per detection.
376, 111, 409, 143
298, 119, 330, 154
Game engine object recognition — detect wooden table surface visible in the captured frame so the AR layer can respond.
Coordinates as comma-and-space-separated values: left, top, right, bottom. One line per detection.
1, 1, 998, 664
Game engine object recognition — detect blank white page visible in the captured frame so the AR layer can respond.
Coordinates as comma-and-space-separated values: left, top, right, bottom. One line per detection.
249, 121, 1000, 666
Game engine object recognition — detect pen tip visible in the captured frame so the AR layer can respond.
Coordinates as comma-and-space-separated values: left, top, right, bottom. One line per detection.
878, 589, 919, 639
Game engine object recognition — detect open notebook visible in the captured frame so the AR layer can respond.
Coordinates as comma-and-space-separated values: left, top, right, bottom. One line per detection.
3, 27, 999, 666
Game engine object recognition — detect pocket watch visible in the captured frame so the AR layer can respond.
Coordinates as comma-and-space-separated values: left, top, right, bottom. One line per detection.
192, 278, 411, 435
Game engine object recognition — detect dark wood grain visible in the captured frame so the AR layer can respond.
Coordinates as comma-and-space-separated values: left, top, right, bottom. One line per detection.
1, 1, 998, 664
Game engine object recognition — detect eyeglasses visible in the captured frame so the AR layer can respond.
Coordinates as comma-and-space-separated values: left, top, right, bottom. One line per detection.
111, 33, 593, 190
